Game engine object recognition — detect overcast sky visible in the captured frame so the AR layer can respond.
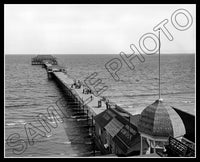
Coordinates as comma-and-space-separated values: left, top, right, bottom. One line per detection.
4, 4, 196, 54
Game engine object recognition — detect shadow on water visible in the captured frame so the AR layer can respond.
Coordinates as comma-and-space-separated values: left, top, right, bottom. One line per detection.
49, 79, 99, 157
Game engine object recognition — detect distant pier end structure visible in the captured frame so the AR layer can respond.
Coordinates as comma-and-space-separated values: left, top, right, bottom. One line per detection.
31, 55, 58, 65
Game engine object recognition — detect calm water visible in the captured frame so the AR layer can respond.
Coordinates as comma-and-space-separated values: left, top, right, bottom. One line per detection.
5, 54, 195, 157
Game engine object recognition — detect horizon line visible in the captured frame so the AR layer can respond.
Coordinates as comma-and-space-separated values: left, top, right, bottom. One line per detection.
4, 53, 196, 55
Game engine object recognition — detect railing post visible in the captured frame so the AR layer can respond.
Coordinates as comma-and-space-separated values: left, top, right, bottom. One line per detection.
92, 115, 96, 156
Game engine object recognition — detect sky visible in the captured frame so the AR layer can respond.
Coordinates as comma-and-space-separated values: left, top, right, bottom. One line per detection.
4, 4, 196, 54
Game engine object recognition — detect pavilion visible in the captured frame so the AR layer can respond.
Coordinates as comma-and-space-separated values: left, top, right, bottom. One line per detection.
138, 98, 186, 155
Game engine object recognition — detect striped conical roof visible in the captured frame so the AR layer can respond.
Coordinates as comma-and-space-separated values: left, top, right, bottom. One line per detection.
138, 99, 186, 138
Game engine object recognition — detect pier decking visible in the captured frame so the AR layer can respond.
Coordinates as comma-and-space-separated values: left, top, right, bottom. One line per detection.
52, 71, 107, 117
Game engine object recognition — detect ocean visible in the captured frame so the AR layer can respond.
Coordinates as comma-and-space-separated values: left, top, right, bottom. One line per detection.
5, 54, 195, 157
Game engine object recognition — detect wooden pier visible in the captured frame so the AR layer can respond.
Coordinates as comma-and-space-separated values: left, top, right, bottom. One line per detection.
32, 55, 195, 157
51, 71, 108, 117
42, 60, 145, 156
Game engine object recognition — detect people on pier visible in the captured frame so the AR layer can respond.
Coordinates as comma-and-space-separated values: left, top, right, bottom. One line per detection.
77, 80, 81, 86
71, 79, 82, 89
98, 100, 102, 108
105, 99, 110, 109
83, 87, 92, 94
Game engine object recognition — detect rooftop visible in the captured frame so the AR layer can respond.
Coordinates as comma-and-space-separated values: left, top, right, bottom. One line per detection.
138, 99, 186, 138
35, 55, 55, 59
94, 108, 147, 155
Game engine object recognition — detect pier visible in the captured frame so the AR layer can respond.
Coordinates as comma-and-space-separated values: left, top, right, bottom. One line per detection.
31, 55, 195, 157
31, 55, 58, 65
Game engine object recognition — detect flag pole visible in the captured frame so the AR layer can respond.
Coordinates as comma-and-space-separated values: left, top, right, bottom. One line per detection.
158, 29, 161, 100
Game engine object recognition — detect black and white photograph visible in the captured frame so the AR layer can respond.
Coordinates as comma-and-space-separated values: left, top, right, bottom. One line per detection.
4, 4, 196, 157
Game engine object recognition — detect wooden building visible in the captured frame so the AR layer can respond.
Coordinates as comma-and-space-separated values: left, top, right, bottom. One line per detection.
31, 55, 58, 65
94, 106, 148, 156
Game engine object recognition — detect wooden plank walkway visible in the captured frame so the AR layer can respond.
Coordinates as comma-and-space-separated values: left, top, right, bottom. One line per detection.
53, 71, 107, 117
